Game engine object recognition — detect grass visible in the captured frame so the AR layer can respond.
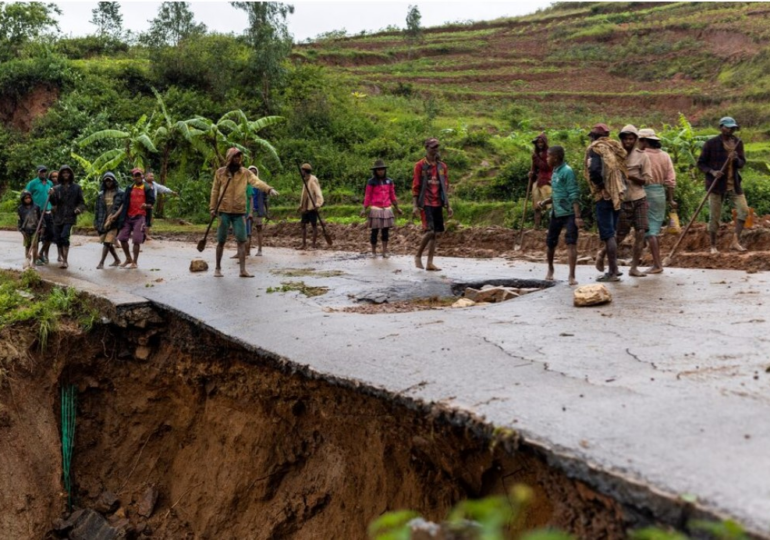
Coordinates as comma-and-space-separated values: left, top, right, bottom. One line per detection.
266, 281, 329, 297
0, 269, 98, 350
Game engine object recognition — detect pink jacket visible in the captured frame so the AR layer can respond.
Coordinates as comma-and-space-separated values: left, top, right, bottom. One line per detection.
645, 149, 677, 188
364, 178, 398, 208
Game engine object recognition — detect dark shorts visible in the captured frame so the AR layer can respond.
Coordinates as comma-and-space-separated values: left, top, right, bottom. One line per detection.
145, 208, 153, 228
301, 210, 318, 225
22, 231, 35, 248
617, 198, 649, 240
546, 214, 578, 248
420, 206, 445, 233
54, 223, 73, 247
118, 215, 146, 245
41, 213, 54, 243
595, 199, 620, 242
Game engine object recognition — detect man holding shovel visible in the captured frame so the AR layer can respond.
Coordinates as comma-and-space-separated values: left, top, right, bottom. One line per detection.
210, 148, 278, 277
25, 165, 54, 265
697, 117, 748, 254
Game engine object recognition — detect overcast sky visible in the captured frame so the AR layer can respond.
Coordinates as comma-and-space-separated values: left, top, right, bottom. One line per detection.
56, 1, 554, 42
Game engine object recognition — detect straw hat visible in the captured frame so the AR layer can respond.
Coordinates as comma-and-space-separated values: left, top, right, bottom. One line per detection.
638, 128, 660, 141
371, 159, 388, 170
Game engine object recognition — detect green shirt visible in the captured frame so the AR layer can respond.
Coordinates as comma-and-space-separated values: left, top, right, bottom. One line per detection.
550, 163, 580, 218
25, 177, 53, 212
246, 184, 254, 215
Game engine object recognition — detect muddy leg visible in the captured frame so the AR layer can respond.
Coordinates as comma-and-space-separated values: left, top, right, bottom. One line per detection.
238, 242, 253, 277
629, 230, 647, 277
646, 236, 663, 274
130, 244, 140, 268
606, 237, 620, 277
120, 241, 133, 267
595, 245, 606, 273
426, 232, 441, 271
300, 223, 307, 249
545, 246, 555, 281
567, 244, 578, 286
731, 219, 746, 251
415, 232, 432, 269
214, 243, 224, 277
97, 245, 109, 269
42, 240, 51, 262
534, 208, 542, 231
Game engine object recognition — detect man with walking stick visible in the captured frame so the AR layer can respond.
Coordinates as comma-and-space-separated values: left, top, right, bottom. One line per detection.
298, 163, 324, 250
697, 117, 748, 254
210, 148, 278, 278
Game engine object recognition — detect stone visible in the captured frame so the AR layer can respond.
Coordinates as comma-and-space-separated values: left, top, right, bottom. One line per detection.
137, 486, 158, 518
95, 491, 119, 514
463, 288, 481, 301
68, 509, 126, 540
134, 346, 151, 361
574, 284, 612, 307
189, 259, 208, 273
467, 287, 519, 304
452, 298, 476, 308
53, 509, 85, 534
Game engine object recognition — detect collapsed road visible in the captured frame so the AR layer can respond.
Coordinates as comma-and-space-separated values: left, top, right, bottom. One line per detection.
0, 230, 769, 538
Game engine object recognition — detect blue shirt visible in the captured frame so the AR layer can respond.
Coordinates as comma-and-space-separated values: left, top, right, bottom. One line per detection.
550, 163, 580, 218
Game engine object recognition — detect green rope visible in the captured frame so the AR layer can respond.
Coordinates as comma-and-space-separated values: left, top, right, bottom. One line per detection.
61, 384, 77, 511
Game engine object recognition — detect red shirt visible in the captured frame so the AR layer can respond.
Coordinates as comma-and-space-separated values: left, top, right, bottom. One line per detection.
128, 185, 147, 217
364, 179, 398, 208
412, 159, 449, 208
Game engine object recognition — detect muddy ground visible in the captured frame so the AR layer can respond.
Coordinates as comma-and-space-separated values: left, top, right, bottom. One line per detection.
1, 307, 637, 539
151, 219, 770, 273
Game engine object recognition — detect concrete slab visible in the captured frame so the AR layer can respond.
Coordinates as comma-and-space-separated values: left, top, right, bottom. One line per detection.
2, 231, 769, 535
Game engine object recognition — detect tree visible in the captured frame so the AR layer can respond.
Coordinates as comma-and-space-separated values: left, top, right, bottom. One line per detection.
0, 2, 60, 60
405, 5, 423, 44
231, 2, 295, 105
90, 1, 123, 39
78, 114, 158, 172
141, 1, 206, 48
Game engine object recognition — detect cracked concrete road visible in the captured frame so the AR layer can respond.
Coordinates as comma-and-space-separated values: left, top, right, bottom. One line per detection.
2, 231, 769, 535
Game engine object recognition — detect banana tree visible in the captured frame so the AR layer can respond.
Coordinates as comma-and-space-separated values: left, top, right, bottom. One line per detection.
79, 114, 159, 172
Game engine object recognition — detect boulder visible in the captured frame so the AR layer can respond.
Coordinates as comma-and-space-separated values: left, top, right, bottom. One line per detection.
189, 259, 208, 273
452, 298, 476, 309
68, 509, 126, 540
574, 284, 612, 307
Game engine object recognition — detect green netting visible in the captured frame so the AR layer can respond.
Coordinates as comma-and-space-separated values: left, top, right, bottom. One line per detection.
61, 384, 77, 511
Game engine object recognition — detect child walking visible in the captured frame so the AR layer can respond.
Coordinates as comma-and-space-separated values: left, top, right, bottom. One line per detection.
18, 191, 41, 265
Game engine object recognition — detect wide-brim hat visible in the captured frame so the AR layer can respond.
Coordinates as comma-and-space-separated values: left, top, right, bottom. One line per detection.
301, 162, 312, 171
638, 128, 660, 141
619, 124, 639, 137
719, 116, 739, 129
371, 159, 388, 170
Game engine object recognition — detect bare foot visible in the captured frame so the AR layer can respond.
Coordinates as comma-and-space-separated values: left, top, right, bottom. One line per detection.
710, 247, 719, 255
383, 253, 390, 259
109, 259, 121, 267
239, 271, 254, 278
256, 251, 263, 257
595, 251, 605, 273
646, 267, 663, 275
129, 263, 138, 269
214, 268, 223, 277
569, 277, 578, 286
414, 256, 424, 269
120, 260, 132, 268
629, 268, 647, 277
545, 271, 555, 281
426, 263, 441, 271
97, 263, 104, 269
730, 241, 747, 252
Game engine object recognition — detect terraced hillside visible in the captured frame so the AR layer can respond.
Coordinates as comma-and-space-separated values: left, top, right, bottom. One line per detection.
297, 1, 770, 126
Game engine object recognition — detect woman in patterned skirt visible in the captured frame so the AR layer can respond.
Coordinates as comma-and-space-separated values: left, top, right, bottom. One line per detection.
361, 159, 403, 258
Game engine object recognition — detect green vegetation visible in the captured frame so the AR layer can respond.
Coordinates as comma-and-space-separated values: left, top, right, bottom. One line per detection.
368, 485, 750, 540
0, 1, 769, 235
0, 269, 98, 350
266, 281, 329, 297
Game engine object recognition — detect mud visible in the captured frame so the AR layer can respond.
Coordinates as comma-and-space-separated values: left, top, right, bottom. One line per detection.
0, 304, 639, 539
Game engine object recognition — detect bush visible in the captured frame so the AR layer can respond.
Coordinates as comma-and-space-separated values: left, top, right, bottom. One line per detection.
55, 36, 128, 59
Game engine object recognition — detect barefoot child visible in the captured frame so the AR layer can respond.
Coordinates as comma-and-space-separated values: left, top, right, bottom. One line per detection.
537, 146, 582, 285
18, 191, 41, 265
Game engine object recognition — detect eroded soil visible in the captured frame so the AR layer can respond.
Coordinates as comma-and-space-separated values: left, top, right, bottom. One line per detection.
0, 309, 632, 539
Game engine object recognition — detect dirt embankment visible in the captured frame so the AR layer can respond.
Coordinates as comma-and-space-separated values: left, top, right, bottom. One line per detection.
0, 307, 634, 539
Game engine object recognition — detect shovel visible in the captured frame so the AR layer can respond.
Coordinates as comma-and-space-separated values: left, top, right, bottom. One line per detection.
514, 176, 533, 251
27, 190, 52, 264
663, 148, 736, 266
296, 161, 333, 246
197, 173, 234, 252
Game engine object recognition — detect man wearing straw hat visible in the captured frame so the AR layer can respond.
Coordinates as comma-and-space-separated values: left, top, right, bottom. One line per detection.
361, 159, 403, 258
298, 162, 324, 250
697, 116, 748, 254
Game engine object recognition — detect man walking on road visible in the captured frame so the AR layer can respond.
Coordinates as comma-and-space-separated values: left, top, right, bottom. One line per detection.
25, 166, 54, 265
697, 117, 748, 254
585, 123, 627, 282
48, 165, 86, 270
613, 125, 652, 278
298, 163, 323, 250
94, 172, 124, 269
413, 137, 453, 271
211, 148, 278, 277
144, 172, 177, 241
118, 168, 155, 269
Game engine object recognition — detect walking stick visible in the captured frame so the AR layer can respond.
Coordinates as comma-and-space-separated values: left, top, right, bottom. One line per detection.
296, 161, 333, 246
27, 190, 52, 263
663, 149, 736, 266
197, 173, 234, 252
514, 175, 533, 251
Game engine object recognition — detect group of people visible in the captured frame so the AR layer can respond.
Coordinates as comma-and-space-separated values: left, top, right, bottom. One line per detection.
17, 117, 749, 283
20, 166, 176, 270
